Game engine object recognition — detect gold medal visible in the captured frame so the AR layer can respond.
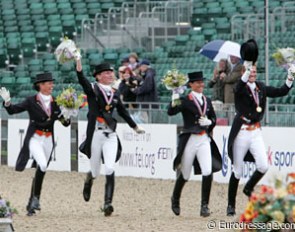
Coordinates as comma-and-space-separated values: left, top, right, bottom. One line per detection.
105, 105, 111, 111
256, 106, 262, 112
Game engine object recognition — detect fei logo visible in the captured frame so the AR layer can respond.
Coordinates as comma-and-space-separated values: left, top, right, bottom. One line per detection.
221, 135, 229, 177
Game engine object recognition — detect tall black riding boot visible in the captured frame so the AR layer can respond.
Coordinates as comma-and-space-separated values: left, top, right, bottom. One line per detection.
200, 174, 212, 217
171, 173, 187, 216
27, 167, 45, 216
104, 173, 115, 216
83, 172, 94, 202
243, 170, 264, 197
227, 173, 240, 216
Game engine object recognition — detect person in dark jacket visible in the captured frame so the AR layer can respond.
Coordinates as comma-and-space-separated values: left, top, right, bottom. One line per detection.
167, 71, 222, 217
75, 59, 145, 216
226, 62, 294, 216
132, 59, 158, 104
0, 73, 70, 216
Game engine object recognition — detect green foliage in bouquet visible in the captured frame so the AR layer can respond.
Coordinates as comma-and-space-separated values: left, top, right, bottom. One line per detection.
240, 173, 295, 231
56, 86, 84, 109
162, 68, 188, 90
0, 196, 17, 218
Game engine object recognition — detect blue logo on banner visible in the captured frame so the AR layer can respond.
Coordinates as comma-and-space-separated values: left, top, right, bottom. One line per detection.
222, 135, 229, 177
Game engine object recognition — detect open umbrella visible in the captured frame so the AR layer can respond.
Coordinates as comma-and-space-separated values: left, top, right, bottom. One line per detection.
199, 40, 241, 62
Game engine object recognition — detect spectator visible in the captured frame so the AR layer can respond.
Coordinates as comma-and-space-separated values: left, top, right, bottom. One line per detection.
223, 55, 243, 104
132, 59, 158, 105
118, 67, 138, 108
208, 59, 231, 103
121, 57, 129, 67
128, 53, 139, 71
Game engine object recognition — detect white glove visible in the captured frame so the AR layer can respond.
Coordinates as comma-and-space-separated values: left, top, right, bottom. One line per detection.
243, 61, 253, 72
198, 116, 212, 126
171, 93, 180, 107
0, 87, 11, 103
287, 64, 295, 80
134, 125, 145, 134
241, 61, 253, 83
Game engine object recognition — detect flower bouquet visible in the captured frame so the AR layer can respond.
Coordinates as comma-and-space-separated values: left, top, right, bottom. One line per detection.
0, 196, 17, 218
240, 173, 295, 232
162, 68, 188, 106
56, 86, 84, 120
54, 37, 81, 64
272, 47, 295, 70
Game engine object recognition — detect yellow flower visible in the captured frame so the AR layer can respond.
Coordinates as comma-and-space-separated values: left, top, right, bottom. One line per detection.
275, 188, 288, 198
271, 210, 285, 223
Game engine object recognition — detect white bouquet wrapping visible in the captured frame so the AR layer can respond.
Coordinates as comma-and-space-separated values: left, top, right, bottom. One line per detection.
54, 37, 81, 64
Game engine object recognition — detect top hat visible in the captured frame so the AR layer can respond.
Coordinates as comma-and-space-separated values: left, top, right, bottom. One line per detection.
188, 71, 205, 83
138, 59, 150, 66
34, 72, 55, 84
93, 63, 114, 77
240, 39, 259, 64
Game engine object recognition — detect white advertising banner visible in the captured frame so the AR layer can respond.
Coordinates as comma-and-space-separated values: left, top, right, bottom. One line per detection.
78, 122, 177, 179
213, 126, 295, 185
7, 119, 71, 171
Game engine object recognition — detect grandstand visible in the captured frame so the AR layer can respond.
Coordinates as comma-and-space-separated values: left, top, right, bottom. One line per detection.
0, 0, 295, 126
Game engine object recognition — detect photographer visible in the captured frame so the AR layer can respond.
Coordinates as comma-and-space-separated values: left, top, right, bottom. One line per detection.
118, 67, 138, 108
208, 59, 231, 103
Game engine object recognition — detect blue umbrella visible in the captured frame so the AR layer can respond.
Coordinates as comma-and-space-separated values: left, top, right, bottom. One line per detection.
199, 40, 241, 62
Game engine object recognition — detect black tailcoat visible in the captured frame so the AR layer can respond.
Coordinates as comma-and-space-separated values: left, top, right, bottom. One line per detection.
228, 80, 292, 162
3, 95, 70, 171
77, 71, 137, 160
167, 93, 222, 175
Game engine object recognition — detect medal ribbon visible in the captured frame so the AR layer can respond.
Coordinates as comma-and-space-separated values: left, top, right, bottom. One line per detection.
248, 86, 260, 108
97, 84, 114, 106
191, 93, 207, 116
37, 93, 52, 117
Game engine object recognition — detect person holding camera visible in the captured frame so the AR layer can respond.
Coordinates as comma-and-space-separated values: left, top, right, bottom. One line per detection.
208, 58, 231, 103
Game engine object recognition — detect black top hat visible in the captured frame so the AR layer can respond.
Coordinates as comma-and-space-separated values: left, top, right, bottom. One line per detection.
240, 39, 259, 64
188, 71, 205, 83
93, 63, 113, 77
34, 72, 55, 84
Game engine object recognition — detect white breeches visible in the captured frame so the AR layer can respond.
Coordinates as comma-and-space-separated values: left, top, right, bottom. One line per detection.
232, 128, 268, 179
90, 129, 118, 178
181, 134, 212, 180
29, 134, 53, 172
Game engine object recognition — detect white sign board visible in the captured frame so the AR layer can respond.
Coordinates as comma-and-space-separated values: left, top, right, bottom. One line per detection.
78, 122, 177, 179
213, 126, 295, 185
7, 119, 71, 171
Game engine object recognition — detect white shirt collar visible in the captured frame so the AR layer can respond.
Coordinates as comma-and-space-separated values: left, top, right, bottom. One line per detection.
98, 83, 112, 92
39, 92, 51, 101
247, 82, 256, 91
192, 91, 203, 104
39, 92, 51, 108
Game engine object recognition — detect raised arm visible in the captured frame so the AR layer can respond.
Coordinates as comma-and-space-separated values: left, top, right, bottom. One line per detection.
76, 59, 94, 95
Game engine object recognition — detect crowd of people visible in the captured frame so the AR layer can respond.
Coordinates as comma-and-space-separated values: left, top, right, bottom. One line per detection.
0, 39, 295, 220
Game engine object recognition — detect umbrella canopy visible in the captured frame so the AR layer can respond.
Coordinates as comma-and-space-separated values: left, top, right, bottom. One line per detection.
199, 40, 241, 62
